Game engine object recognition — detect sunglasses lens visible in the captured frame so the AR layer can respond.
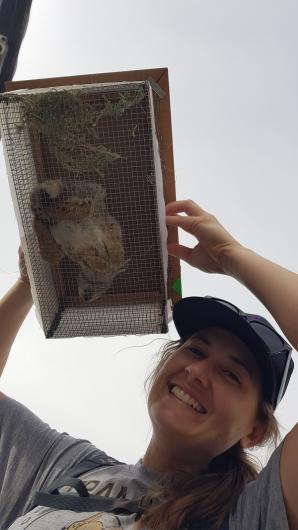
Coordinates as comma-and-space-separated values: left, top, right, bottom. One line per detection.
209, 297, 285, 354
208, 297, 285, 353
250, 322, 284, 353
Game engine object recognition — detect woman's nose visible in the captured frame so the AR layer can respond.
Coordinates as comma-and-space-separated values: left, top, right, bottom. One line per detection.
185, 362, 211, 387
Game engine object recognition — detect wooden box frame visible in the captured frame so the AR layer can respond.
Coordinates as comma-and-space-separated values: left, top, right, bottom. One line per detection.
4, 67, 181, 334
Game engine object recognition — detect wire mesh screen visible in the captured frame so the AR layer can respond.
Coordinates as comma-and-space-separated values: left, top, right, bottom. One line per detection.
0, 81, 170, 337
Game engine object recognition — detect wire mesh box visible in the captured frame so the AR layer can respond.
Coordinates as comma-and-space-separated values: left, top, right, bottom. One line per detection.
0, 69, 181, 338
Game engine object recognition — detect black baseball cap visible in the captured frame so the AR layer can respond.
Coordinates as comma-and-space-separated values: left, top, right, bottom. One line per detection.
173, 296, 294, 410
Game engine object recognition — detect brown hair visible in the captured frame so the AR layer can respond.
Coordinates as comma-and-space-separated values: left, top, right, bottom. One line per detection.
140, 338, 282, 530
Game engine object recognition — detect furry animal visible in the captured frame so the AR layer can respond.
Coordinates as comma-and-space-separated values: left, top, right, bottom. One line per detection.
30, 179, 125, 302
50, 216, 126, 302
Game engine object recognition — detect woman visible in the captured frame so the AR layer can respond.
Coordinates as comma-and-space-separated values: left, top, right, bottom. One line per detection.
0, 199, 297, 530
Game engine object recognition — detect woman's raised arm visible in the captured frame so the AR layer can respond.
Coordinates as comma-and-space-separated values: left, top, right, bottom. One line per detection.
221, 245, 298, 352
166, 199, 298, 352
0, 247, 33, 379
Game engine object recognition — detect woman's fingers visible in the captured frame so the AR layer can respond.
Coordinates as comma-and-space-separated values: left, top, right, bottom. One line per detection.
18, 244, 30, 286
167, 243, 192, 263
166, 199, 207, 217
165, 199, 242, 275
166, 214, 202, 237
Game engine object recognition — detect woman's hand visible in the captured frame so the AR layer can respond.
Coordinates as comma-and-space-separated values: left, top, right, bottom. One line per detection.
166, 199, 245, 275
18, 244, 31, 286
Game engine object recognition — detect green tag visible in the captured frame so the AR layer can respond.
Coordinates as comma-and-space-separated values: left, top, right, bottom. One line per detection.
171, 277, 182, 296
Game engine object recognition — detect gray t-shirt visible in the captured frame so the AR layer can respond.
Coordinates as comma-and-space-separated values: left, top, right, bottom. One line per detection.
0, 395, 289, 530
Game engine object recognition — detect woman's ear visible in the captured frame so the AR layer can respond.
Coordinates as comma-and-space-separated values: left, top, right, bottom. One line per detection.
240, 421, 266, 449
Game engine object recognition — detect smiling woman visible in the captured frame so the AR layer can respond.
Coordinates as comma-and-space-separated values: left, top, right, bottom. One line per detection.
0, 198, 297, 530
139, 326, 281, 529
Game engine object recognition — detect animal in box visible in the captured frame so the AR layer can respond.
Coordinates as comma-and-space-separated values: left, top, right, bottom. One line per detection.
30, 178, 126, 302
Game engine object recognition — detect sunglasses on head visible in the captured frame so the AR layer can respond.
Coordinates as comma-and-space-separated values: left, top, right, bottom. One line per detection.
204, 296, 291, 356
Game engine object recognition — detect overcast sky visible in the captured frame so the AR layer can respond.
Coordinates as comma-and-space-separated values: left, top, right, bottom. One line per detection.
0, 0, 297, 468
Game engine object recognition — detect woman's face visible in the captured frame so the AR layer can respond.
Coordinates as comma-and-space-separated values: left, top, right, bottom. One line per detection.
147, 327, 264, 468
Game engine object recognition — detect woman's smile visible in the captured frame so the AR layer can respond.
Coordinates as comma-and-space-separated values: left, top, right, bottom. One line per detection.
168, 385, 207, 415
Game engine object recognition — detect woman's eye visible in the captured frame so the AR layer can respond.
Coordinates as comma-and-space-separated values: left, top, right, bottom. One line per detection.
224, 370, 241, 384
188, 347, 204, 357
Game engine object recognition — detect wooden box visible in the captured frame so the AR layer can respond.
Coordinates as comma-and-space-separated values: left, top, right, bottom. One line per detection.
0, 68, 181, 338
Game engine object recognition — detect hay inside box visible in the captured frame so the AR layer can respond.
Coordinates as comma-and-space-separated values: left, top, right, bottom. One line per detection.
0, 70, 180, 338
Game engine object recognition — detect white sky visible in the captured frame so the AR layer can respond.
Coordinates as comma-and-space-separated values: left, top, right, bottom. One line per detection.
0, 0, 297, 468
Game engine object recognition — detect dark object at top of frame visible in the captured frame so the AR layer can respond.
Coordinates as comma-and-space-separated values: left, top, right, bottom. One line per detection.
0, 0, 33, 92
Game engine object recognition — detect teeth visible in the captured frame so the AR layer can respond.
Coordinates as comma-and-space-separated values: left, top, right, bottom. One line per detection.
170, 385, 206, 414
